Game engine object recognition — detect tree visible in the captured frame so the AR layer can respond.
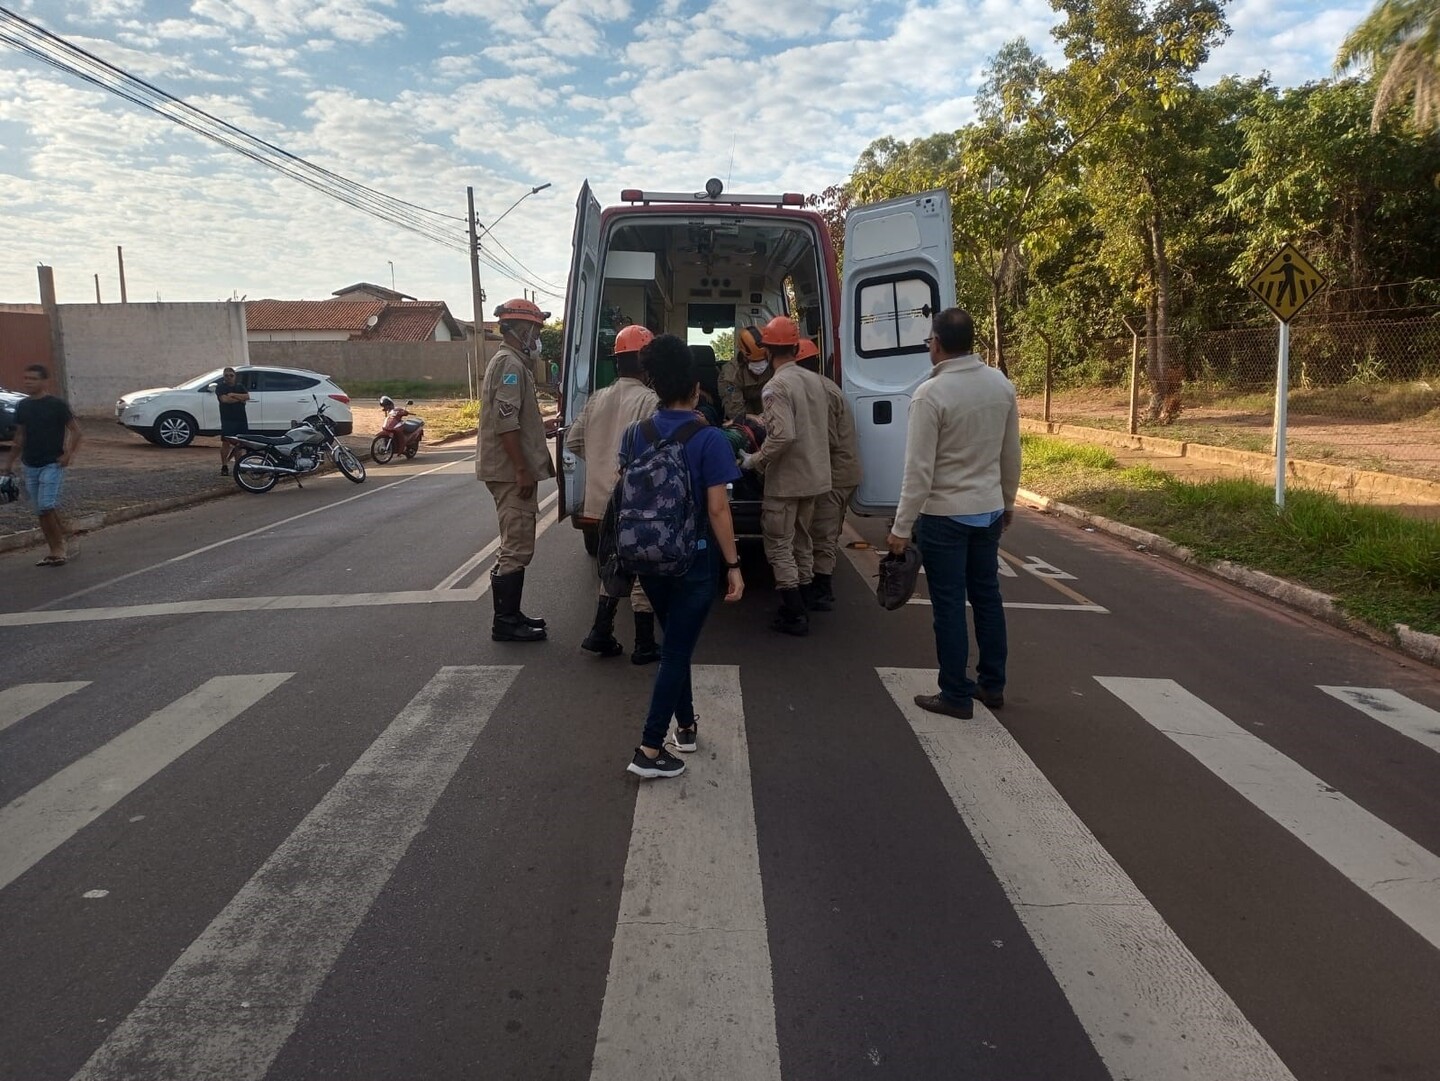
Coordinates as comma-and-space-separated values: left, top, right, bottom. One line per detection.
708, 329, 735, 361
1337, 0, 1440, 133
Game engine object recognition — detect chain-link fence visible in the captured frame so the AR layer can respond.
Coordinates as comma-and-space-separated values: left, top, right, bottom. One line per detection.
1009, 309, 1440, 482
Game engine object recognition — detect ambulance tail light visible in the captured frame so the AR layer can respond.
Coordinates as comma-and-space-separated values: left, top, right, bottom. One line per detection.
781, 193, 805, 206
620, 189, 643, 202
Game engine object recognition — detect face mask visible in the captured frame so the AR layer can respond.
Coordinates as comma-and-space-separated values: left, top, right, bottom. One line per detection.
747, 361, 769, 376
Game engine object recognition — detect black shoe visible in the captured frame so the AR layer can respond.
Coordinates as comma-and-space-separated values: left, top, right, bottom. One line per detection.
771, 588, 809, 636
631, 612, 661, 665
668, 717, 698, 753
977, 688, 1004, 709
582, 598, 624, 657
810, 573, 834, 611
627, 746, 686, 779
914, 693, 974, 720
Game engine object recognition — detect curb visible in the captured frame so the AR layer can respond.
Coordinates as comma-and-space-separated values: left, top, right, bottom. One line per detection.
1017, 485, 1440, 671
431, 428, 478, 446
1, 483, 240, 554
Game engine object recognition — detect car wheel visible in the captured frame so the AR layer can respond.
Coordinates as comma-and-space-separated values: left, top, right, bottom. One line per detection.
154, 412, 197, 447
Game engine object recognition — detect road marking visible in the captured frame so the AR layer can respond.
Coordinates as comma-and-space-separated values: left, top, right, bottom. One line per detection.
434, 490, 559, 590
1000, 550, 1099, 606
39, 453, 475, 611
590, 665, 780, 1080
878, 667, 1296, 1081
0, 674, 292, 892
905, 598, 1109, 612
0, 681, 90, 735
1098, 677, 1440, 952
2, 487, 567, 627
1317, 686, 1440, 756
69, 665, 520, 1081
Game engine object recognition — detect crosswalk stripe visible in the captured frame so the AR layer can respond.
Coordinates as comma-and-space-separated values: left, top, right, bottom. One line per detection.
1098, 677, 1440, 952
70, 665, 520, 1081
0, 674, 292, 893
0, 681, 90, 735
590, 664, 780, 1081
880, 667, 1296, 1081
1317, 686, 1440, 756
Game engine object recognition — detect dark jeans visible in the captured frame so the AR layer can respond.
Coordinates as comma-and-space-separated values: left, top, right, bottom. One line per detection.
638, 546, 717, 749
915, 514, 1007, 706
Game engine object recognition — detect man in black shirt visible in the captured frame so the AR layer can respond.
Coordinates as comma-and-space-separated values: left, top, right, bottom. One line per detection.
215, 367, 250, 475
2, 363, 83, 566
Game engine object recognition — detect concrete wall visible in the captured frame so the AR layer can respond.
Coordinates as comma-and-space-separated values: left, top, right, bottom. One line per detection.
58, 301, 249, 413
247, 330, 350, 343
247, 339, 494, 388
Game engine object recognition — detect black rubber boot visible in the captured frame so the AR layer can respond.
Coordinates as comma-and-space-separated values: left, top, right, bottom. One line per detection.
513, 567, 546, 630
771, 588, 809, 636
798, 580, 819, 612
491, 569, 547, 642
811, 573, 835, 611
631, 611, 661, 665
581, 597, 625, 657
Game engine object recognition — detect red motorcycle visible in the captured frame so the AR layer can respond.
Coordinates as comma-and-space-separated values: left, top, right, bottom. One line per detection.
371, 396, 425, 463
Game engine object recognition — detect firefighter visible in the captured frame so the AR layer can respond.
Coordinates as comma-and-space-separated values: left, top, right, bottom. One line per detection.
717, 324, 772, 423
565, 324, 662, 663
477, 297, 555, 642
796, 338, 861, 610
739, 316, 831, 635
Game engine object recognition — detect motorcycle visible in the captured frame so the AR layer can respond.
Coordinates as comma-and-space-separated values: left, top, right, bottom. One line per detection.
231, 398, 366, 494
371, 397, 424, 464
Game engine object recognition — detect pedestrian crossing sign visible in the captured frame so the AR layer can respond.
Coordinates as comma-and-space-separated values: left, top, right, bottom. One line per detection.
1247, 243, 1326, 323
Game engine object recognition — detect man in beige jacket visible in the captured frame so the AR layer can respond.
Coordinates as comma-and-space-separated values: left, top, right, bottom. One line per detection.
887, 307, 1021, 719
741, 316, 831, 635
565, 325, 661, 663
797, 338, 861, 611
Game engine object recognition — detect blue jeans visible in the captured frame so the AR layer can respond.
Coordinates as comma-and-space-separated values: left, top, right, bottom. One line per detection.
22, 463, 64, 513
915, 514, 1007, 706
638, 546, 717, 749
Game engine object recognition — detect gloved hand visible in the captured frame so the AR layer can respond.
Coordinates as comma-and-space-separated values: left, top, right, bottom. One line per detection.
739, 452, 756, 471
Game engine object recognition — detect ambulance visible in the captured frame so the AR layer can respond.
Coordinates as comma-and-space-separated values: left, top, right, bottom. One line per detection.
554, 178, 954, 550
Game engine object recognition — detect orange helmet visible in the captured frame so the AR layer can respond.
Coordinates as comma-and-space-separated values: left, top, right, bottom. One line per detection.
796, 339, 820, 363
760, 315, 800, 347
613, 325, 654, 355
493, 297, 548, 326
736, 325, 766, 363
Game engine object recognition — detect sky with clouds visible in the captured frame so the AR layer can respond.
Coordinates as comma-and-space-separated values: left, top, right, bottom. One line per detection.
1, 0, 1372, 319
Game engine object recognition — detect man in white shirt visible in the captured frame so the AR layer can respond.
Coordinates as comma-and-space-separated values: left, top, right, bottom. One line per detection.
887, 308, 1021, 719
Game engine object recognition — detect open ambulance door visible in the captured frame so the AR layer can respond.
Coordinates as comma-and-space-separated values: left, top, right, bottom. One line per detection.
556, 181, 602, 523
839, 190, 955, 515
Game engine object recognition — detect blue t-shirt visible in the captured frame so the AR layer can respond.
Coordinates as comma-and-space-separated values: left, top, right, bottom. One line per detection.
620, 409, 741, 540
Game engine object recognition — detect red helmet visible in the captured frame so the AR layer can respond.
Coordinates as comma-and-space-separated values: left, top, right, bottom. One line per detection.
493, 297, 548, 326
795, 339, 819, 363
760, 315, 800, 347
736, 325, 766, 363
613, 325, 654, 355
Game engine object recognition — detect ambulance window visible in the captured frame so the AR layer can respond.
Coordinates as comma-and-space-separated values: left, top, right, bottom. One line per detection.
854, 273, 939, 358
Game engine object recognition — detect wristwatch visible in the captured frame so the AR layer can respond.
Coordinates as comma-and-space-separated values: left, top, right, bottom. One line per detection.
725, 559, 741, 569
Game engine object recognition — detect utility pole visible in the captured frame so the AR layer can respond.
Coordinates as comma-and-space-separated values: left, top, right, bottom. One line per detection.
37, 266, 68, 398
467, 186, 485, 401
117, 245, 128, 303
94, 274, 101, 302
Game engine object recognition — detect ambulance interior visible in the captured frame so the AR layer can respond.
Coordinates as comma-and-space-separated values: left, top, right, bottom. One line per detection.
588, 215, 831, 404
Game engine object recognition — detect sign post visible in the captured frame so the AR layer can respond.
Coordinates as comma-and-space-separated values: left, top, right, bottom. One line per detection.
1246, 243, 1326, 508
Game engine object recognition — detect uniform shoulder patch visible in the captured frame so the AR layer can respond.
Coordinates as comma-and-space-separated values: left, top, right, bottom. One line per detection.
502, 372, 519, 385
497, 401, 517, 418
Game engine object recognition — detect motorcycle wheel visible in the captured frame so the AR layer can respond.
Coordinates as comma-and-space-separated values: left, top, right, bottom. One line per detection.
234, 452, 279, 494
371, 435, 395, 464
403, 440, 419, 459
335, 445, 367, 483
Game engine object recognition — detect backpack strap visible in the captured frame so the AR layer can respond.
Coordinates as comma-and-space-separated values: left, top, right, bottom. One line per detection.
671, 419, 705, 445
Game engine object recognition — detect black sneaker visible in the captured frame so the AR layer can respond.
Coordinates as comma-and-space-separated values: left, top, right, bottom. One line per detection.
668, 720, 698, 753
627, 747, 686, 779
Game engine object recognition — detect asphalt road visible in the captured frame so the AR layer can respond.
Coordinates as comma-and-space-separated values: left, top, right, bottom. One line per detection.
2, 439, 1438, 1081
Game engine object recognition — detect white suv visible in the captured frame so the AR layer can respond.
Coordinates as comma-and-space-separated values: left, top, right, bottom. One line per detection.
116, 366, 355, 447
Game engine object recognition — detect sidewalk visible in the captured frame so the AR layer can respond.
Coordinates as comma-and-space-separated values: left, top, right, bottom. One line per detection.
1022, 418, 1440, 521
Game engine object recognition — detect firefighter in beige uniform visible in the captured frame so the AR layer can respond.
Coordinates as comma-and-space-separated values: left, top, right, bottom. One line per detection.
565, 324, 661, 664
740, 316, 831, 636
717, 325, 771, 423
797, 338, 861, 611
478, 297, 555, 643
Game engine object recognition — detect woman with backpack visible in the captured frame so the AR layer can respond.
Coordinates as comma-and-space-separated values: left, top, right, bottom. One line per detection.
623, 334, 745, 779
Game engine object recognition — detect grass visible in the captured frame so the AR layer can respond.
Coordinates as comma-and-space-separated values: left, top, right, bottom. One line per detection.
342, 380, 470, 400
1020, 433, 1440, 637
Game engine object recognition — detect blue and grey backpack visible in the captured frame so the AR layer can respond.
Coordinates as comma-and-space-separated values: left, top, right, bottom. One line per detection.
605, 417, 704, 579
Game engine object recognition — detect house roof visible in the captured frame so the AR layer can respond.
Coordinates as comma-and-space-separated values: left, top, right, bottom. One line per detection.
246, 299, 384, 333
332, 282, 416, 302
356, 301, 463, 342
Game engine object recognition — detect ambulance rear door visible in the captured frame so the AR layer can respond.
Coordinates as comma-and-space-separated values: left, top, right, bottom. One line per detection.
557, 180, 602, 522
839, 190, 954, 515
